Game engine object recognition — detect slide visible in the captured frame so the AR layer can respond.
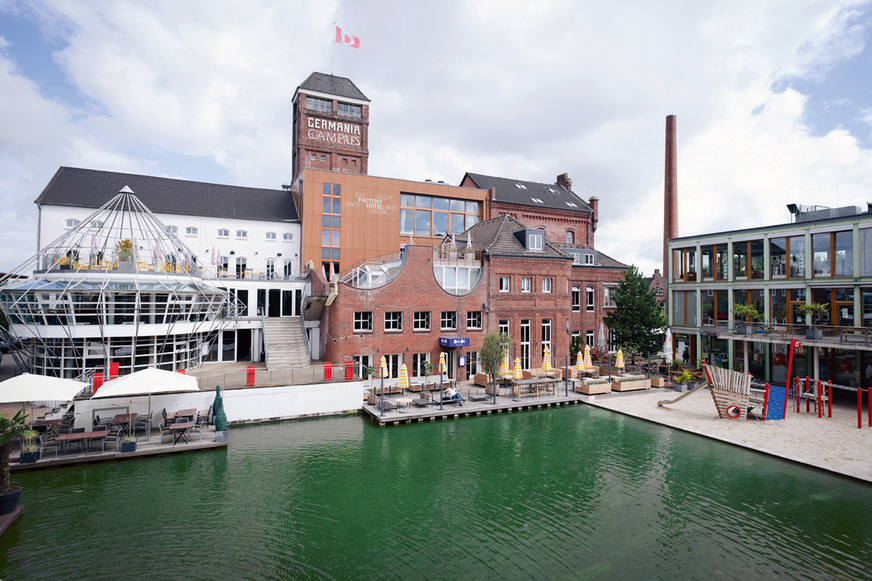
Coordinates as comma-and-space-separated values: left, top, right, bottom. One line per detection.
657, 382, 709, 407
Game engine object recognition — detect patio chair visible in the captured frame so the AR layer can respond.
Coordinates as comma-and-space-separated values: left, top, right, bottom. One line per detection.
412, 394, 433, 407
196, 406, 212, 427
100, 425, 121, 452
158, 421, 175, 445
186, 420, 203, 442
134, 413, 152, 441
39, 433, 62, 458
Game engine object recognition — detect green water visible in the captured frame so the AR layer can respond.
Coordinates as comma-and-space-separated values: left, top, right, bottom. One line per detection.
1, 405, 871, 580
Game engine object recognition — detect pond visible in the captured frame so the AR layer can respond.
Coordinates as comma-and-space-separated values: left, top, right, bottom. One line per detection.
1, 405, 871, 579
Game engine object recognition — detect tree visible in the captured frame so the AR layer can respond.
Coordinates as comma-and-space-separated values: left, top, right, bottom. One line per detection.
569, 336, 585, 361
479, 331, 511, 381
602, 266, 666, 363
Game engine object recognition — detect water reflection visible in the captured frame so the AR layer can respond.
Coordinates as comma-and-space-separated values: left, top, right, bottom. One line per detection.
1, 408, 871, 580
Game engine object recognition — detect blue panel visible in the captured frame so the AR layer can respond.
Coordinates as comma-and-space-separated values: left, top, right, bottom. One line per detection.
439, 337, 470, 347
765, 385, 788, 420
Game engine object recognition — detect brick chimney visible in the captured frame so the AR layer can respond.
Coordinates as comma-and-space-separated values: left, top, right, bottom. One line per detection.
664, 115, 678, 278
556, 173, 572, 190
588, 196, 599, 246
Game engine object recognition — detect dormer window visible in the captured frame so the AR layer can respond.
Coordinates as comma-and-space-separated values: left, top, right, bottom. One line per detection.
514, 183, 527, 189
166, 225, 178, 234
185, 227, 198, 236
566, 202, 577, 208
528, 233, 544, 252
90, 220, 104, 228
217, 228, 229, 238
236, 230, 248, 239
530, 198, 544, 204
65, 219, 80, 228
585, 253, 595, 265
266, 232, 277, 241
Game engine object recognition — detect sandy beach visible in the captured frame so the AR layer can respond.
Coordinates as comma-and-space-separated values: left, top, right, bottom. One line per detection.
584, 386, 872, 483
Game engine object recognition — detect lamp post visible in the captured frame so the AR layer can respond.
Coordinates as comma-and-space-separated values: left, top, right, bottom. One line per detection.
564, 354, 569, 397
608, 351, 614, 382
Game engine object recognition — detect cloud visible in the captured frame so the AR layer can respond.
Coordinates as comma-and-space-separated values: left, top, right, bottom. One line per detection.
0, 0, 871, 280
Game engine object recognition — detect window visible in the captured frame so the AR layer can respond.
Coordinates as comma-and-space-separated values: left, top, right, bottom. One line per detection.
542, 319, 551, 353
467, 311, 482, 330
412, 353, 430, 376
90, 220, 104, 228
604, 284, 617, 307
217, 228, 229, 238
65, 219, 80, 228
499, 319, 509, 336
236, 230, 248, 239
566, 231, 574, 244
185, 227, 198, 236
353, 311, 372, 332
673, 247, 698, 282
283, 232, 293, 242
353, 355, 371, 379
385, 312, 403, 331
283, 259, 293, 278
166, 225, 178, 234
813, 231, 853, 278
542, 278, 552, 293
530, 197, 543, 203
400, 194, 481, 236
520, 319, 531, 369
586, 286, 595, 312
385, 354, 400, 379
499, 276, 510, 292
320, 155, 326, 162
322, 183, 341, 276
306, 96, 332, 113
413, 311, 430, 331
584, 254, 595, 265
266, 232, 276, 241
310, 153, 316, 161
572, 285, 581, 312
586, 330, 594, 346
265, 259, 275, 279
337, 102, 362, 117
521, 277, 532, 292
441, 311, 457, 330
571, 252, 582, 265
528, 233, 544, 252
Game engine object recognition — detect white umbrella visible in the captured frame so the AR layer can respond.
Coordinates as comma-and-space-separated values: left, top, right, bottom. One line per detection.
92, 367, 199, 399
0, 373, 88, 404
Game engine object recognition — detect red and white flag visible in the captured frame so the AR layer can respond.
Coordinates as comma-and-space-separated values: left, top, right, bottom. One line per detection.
335, 26, 360, 49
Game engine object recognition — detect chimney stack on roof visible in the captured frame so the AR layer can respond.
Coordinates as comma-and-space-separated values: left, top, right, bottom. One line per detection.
556, 173, 572, 190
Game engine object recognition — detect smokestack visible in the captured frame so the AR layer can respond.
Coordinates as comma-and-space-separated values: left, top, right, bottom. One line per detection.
664, 115, 678, 278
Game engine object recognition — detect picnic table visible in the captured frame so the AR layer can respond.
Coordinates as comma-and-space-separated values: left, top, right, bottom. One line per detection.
168, 421, 194, 445
111, 413, 138, 436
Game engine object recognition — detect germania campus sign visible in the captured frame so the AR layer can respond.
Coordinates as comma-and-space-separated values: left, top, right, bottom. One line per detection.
307, 117, 362, 147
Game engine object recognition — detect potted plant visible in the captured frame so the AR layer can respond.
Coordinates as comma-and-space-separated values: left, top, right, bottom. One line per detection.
0, 410, 36, 514
115, 239, 135, 272
422, 361, 434, 378
733, 303, 762, 335
120, 433, 137, 453
673, 369, 696, 392
18, 436, 40, 464
796, 303, 829, 340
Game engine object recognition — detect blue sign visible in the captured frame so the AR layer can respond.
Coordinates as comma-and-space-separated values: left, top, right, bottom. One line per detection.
439, 337, 470, 348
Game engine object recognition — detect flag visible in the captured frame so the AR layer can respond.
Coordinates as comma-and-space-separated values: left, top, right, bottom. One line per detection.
335, 26, 360, 48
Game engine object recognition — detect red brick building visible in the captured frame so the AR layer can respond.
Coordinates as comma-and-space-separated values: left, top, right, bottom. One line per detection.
320, 214, 627, 379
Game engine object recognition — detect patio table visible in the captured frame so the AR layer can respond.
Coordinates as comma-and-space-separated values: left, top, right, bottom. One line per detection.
111, 413, 138, 436
55, 430, 108, 454
168, 421, 194, 445
175, 408, 197, 423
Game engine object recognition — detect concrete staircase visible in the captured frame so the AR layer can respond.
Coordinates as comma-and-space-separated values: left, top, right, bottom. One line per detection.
264, 317, 310, 369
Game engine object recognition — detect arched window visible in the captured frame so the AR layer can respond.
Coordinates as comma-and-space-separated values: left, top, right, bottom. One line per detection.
566, 231, 575, 244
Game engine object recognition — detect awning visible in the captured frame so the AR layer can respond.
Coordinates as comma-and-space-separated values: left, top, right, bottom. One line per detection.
439, 337, 470, 348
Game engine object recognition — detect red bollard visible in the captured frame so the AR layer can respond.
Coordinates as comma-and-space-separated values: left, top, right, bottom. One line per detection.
816, 379, 822, 419
345, 360, 353, 380
93, 372, 104, 394
247, 365, 255, 387
868, 388, 871, 428
109, 361, 119, 381
324, 362, 332, 381
859, 387, 863, 429
827, 381, 832, 418
763, 383, 770, 421
176, 369, 186, 374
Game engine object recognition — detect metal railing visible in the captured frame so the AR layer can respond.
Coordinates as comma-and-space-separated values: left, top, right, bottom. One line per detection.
724, 322, 872, 344
194, 362, 358, 390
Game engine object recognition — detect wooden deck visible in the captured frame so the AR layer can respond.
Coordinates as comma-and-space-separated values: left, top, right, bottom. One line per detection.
362, 383, 591, 426
10, 426, 227, 472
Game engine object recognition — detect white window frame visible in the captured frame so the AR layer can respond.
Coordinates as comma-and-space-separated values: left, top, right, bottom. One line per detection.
283, 232, 293, 242
441, 311, 457, 331
65, 219, 80, 228
604, 284, 618, 308
499, 276, 510, 292
586, 286, 595, 312
354, 311, 373, 332
572, 285, 581, 312
571, 252, 582, 266
185, 226, 198, 236
266, 232, 277, 241
529, 233, 544, 252
385, 311, 403, 332
542, 278, 552, 293
521, 277, 532, 293
217, 228, 229, 238
166, 225, 178, 234
466, 311, 482, 330
413, 311, 430, 331
236, 229, 248, 239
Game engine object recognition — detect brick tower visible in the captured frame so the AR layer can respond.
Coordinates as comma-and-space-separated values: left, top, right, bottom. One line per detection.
291, 72, 370, 180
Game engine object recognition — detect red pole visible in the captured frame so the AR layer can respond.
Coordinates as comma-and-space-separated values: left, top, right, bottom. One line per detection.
827, 381, 832, 418
763, 382, 770, 421
816, 379, 822, 419
868, 388, 871, 428
784, 339, 797, 420
859, 387, 863, 429
805, 376, 811, 413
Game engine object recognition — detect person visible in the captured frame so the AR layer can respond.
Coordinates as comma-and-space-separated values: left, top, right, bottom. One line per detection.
445, 385, 457, 398
682, 347, 690, 366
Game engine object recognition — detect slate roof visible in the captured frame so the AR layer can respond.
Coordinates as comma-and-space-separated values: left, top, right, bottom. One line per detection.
463, 172, 592, 213
554, 243, 629, 270
297, 72, 369, 102
460, 215, 570, 260
35, 167, 299, 223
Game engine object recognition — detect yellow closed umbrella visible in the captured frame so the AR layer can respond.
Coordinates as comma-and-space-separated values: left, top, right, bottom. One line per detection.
398, 363, 409, 390
439, 352, 448, 375
499, 351, 510, 377
583, 344, 592, 369
575, 351, 584, 372
615, 349, 625, 370
543, 345, 552, 371
379, 355, 389, 379
513, 357, 523, 380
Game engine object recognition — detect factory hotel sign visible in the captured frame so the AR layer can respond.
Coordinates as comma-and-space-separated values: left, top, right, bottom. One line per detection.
307, 118, 362, 147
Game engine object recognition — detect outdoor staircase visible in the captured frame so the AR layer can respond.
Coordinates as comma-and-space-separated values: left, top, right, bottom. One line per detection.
263, 318, 310, 369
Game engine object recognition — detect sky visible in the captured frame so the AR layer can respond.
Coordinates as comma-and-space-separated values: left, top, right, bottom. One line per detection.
2, 0, 872, 277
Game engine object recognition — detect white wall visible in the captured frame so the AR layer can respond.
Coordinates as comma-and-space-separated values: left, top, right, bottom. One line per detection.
73, 381, 366, 429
